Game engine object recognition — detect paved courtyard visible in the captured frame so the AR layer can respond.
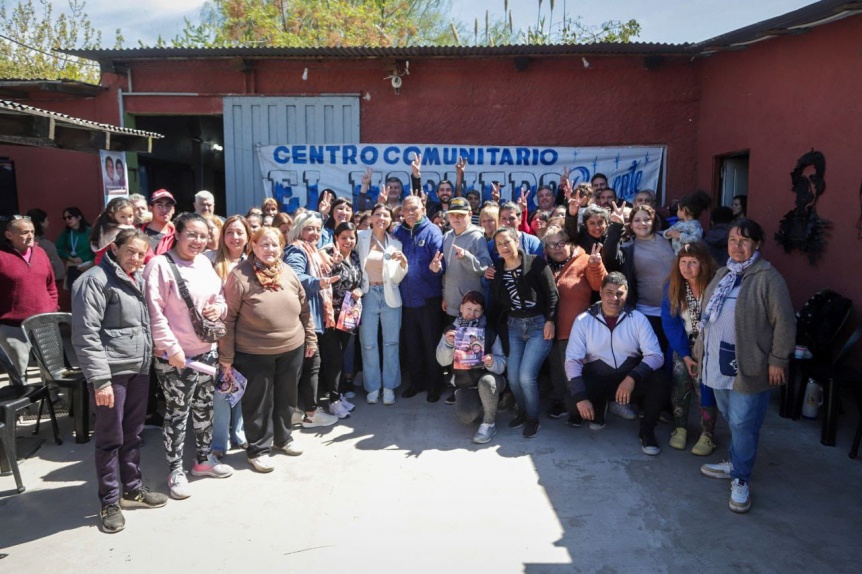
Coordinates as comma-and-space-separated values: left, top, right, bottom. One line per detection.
1, 389, 861, 573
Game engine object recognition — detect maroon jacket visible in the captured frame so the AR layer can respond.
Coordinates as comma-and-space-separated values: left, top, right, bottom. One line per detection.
0, 244, 58, 326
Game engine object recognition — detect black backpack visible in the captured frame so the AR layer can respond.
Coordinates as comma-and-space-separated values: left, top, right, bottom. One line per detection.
796, 289, 852, 361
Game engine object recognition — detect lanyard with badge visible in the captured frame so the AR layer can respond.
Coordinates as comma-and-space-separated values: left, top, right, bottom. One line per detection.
372, 234, 392, 260
68, 229, 78, 257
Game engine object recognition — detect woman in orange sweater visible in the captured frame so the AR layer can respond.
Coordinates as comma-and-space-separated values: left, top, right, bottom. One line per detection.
543, 226, 607, 421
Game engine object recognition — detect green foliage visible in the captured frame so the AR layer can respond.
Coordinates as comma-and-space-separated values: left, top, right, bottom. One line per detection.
0, 0, 117, 82
471, 0, 641, 47
172, 0, 454, 48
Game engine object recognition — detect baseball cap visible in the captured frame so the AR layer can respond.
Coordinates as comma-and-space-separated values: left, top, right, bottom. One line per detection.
448, 197, 471, 214
150, 189, 176, 204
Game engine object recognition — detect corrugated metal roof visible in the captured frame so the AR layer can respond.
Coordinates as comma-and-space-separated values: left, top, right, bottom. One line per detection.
694, 0, 862, 51
61, 42, 693, 64
0, 79, 103, 97
0, 99, 163, 138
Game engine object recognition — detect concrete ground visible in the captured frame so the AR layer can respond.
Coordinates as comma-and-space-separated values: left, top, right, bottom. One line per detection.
1, 387, 861, 573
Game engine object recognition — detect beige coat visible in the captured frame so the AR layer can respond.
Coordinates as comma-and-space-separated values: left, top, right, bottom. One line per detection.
694, 257, 796, 394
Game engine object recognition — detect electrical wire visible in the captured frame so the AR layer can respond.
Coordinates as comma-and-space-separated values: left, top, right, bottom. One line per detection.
0, 32, 99, 67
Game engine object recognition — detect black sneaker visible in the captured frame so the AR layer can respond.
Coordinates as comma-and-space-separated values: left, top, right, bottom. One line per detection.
567, 413, 583, 427
546, 401, 566, 419
121, 486, 169, 509
640, 431, 661, 456
508, 414, 527, 429
497, 392, 515, 412
523, 420, 541, 438
100, 503, 125, 533
444, 390, 457, 405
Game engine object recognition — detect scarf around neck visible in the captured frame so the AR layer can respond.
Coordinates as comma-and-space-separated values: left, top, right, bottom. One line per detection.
293, 239, 336, 328
253, 255, 283, 292
703, 251, 759, 324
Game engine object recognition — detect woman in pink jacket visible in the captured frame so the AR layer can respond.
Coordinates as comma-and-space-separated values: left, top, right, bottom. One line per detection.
144, 212, 233, 500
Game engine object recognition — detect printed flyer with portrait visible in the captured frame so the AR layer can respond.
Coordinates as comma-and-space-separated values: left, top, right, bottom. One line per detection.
453, 327, 484, 370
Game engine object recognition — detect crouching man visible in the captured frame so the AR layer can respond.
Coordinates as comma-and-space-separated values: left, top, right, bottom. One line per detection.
436, 291, 507, 444
564, 272, 670, 455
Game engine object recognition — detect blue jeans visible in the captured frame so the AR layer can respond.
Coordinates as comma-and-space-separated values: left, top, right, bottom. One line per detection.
507, 315, 552, 420
712, 388, 772, 482
360, 286, 402, 392
212, 392, 246, 453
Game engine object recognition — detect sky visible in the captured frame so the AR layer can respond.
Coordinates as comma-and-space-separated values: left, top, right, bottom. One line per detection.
56, 0, 817, 47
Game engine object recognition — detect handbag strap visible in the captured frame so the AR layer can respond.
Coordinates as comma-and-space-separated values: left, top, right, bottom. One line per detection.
164, 253, 196, 312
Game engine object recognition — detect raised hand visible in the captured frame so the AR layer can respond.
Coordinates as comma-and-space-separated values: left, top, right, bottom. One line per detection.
452, 245, 466, 259
319, 197, 331, 218
378, 189, 388, 205
456, 156, 467, 177
560, 166, 570, 184
588, 243, 602, 265
609, 200, 626, 224
560, 177, 573, 201
411, 152, 422, 178
490, 181, 501, 203
518, 187, 529, 212
361, 167, 372, 188
429, 250, 444, 272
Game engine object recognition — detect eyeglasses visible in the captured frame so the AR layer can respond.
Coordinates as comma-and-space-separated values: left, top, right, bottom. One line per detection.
182, 232, 209, 241
546, 241, 567, 250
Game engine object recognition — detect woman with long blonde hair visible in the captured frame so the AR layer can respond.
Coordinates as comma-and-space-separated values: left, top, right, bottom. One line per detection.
205, 215, 252, 458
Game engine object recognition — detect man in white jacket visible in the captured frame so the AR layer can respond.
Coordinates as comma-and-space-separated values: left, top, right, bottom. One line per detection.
565, 272, 670, 455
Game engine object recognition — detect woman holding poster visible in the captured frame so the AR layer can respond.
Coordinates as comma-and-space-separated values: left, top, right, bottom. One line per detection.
318, 221, 363, 419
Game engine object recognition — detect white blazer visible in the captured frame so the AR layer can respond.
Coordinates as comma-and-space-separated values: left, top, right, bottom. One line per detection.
356, 229, 408, 308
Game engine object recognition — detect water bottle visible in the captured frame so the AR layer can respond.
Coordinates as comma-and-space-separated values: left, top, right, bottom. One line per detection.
801, 379, 823, 420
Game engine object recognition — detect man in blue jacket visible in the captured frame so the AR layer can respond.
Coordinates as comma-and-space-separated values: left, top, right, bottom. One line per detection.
394, 195, 445, 402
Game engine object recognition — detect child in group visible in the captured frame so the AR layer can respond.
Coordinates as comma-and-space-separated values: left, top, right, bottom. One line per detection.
90, 197, 136, 264
664, 190, 711, 253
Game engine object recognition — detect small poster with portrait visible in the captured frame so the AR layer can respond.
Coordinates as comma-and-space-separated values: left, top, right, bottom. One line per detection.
453, 327, 484, 370
100, 150, 129, 206
336, 292, 362, 332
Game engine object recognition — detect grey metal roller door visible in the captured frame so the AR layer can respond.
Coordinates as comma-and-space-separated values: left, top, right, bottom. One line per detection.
223, 96, 360, 215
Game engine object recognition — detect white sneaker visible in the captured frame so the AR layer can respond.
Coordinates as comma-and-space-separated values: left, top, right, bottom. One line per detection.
366, 390, 379, 404
302, 407, 339, 428
168, 469, 191, 499
472, 423, 497, 444
608, 401, 637, 421
275, 437, 303, 456
249, 454, 274, 473
701, 460, 734, 479
339, 394, 355, 411
329, 400, 351, 419
729, 478, 751, 513
383, 388, 396, 405
190, 454, 234, 478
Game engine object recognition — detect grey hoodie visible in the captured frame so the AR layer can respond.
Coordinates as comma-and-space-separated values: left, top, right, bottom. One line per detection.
441, 224, 493, 316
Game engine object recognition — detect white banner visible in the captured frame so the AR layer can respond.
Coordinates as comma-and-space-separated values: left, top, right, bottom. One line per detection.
256, 143, 664, 213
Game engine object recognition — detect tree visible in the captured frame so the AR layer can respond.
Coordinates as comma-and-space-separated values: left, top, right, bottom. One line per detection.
0, 0, 121, 83
173, 0, 453, 48
468, 0, 641, 47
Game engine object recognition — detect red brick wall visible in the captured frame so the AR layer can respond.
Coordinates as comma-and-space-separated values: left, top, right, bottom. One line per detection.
696, 15, 862, 309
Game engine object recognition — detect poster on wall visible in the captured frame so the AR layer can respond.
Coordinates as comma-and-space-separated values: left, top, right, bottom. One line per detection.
256, 143, 664, 214
100, 150, 129, 205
